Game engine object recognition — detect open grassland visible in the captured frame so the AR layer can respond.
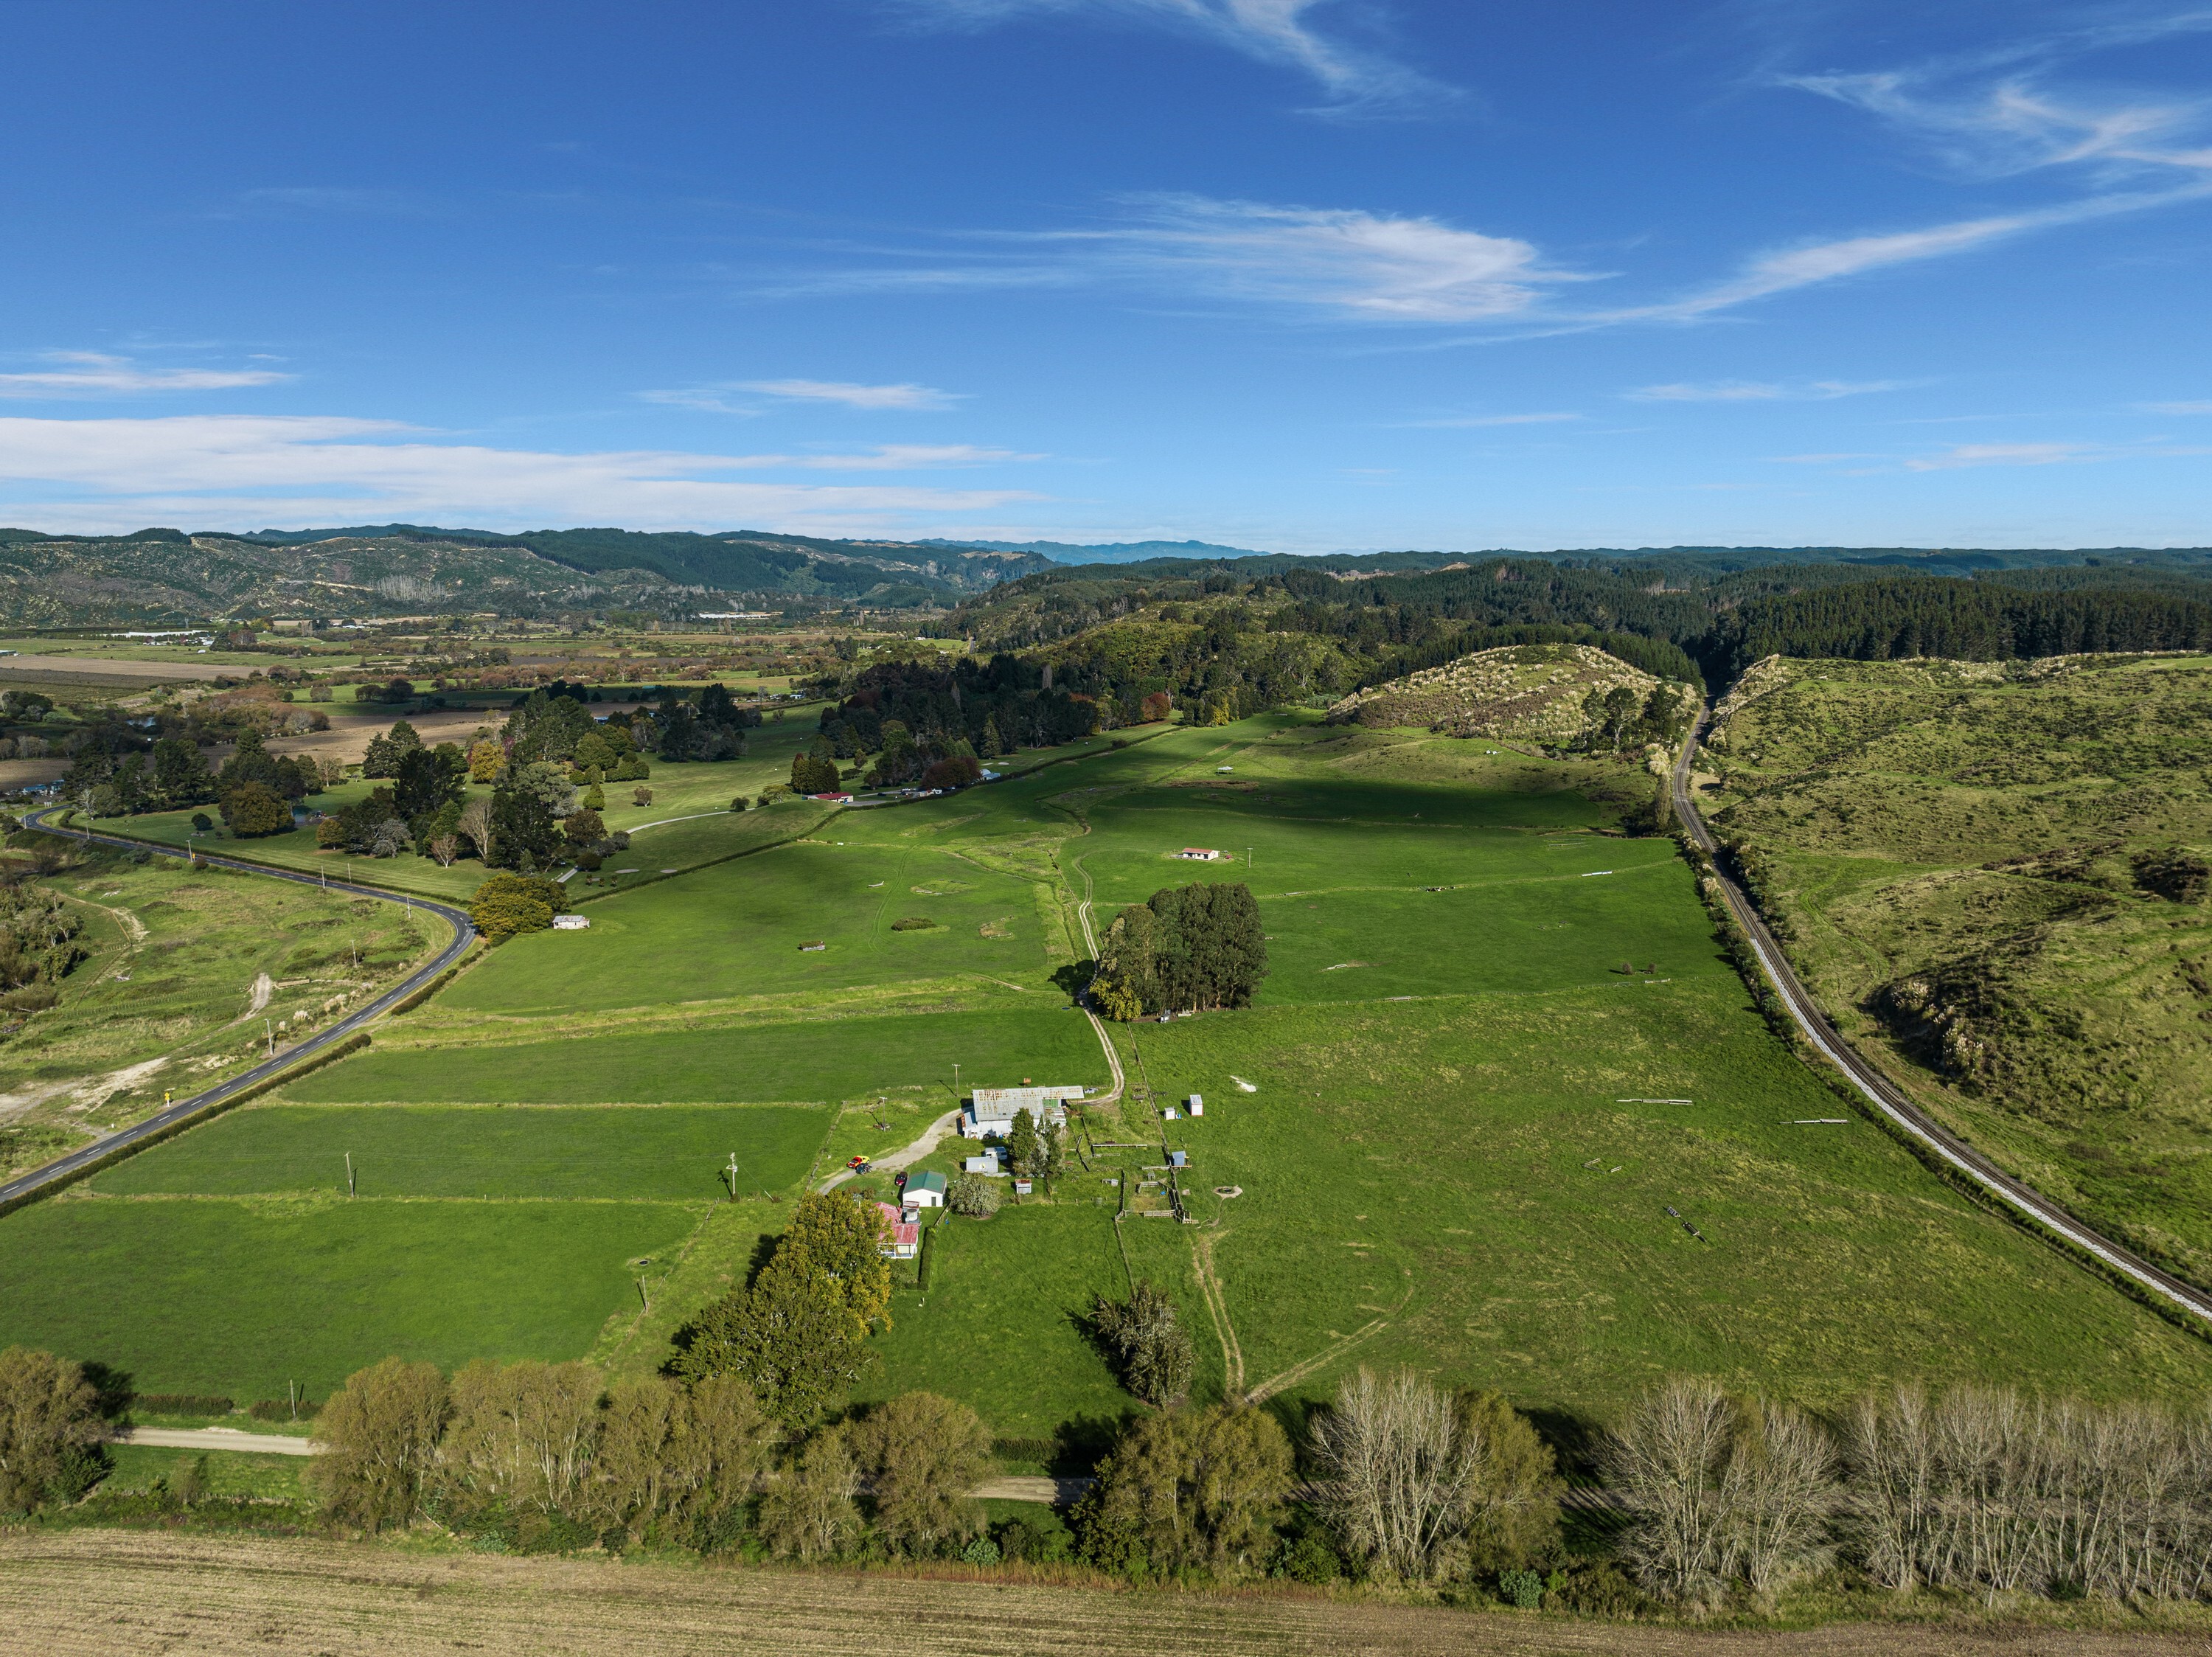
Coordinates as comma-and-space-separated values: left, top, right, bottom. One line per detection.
456, 834, 1061, 1012
94, 1103, 831, 1201
1700, 653, 2212, 1290
97, 1443, 308, 1503
287, 1004, 1105, 1107
6, 1532, 2211, 1657
6, 711, 2210, 1437
0, 850, 445, 1145
860, 1203, 1133, 1441
0, 1192, 698, 1400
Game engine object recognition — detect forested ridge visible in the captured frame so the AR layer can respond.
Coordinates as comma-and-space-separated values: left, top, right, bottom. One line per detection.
950, 552, 2212, 701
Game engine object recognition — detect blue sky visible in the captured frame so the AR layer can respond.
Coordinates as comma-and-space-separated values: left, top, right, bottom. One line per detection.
1, 1, 2208, 550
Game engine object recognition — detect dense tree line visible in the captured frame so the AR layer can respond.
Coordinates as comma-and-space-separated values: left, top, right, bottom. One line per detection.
1703, 581, 2212, 678
956, 557, 2212, 706
815, 658, 1100, 771
1090, 881, 1267, 1020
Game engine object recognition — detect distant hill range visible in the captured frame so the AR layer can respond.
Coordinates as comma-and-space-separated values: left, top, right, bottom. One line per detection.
0, 522, 2206, 627
917, 537, 1270, 565
0, 525, 1053, 626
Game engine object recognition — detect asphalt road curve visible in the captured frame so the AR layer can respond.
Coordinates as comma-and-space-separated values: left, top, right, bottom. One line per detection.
0, 812, 476, 1212
1669, 712, 2212, 1325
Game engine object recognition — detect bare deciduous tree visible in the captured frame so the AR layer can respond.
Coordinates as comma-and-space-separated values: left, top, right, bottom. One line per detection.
431, 1359, 600, 1524
1309, 1367, 1557, 1583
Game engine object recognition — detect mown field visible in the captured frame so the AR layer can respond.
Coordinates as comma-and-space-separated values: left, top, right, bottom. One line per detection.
4, 710, 2208, 1425
1699, 653, 2212, 1289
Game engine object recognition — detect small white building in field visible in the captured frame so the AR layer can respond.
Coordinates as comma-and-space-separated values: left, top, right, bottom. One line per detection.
903, 1170, 947, 1208
552, 914, 590, 931
1175, 847, 1224, 861
962, 1153, 1006, 1176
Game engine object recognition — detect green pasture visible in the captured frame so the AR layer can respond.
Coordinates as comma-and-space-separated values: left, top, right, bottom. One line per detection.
457, 837, 1057, 1013
1093, 983, 2212, 1416
94, 1103, 831, 1202
860, 1204, 1135, 1439
0, 1195, 696, 1400
287, 1004, 1108, 1106
99, 1443, 309, 1504
13, 707, 2211, 1434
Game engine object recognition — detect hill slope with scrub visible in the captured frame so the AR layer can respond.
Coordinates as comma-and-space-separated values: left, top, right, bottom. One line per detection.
1326, 643, 1698, 745
1699, 651, 2212, 1286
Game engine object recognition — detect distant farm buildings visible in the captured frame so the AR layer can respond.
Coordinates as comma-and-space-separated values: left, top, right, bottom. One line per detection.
552, 914, 589, 931
963, 1084, 1085, 1138
1175, 847, 1225, 861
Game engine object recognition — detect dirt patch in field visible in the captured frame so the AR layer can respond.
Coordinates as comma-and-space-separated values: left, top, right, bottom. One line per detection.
1, 1532, 2202, 1656
266, 708, 495, 767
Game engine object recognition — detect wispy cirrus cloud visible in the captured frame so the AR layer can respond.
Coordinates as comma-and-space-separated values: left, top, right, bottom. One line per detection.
1040, 194, 1585, 322
0, 416, 1044, 536
1628, 378, 1913, 403
1904, 440, 2103, 470
2139, 398, 2212, 414
0, 351, 290, 397
639, 378, 966, 414
890, 0, 1453, 114
1398, 411, 1580, 427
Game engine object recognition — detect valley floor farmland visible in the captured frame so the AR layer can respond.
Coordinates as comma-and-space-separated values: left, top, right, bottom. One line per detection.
1, 715, 2208, 1422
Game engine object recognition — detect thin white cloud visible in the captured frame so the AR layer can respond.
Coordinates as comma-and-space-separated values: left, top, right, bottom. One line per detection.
0, 352, 290, 398
1399, 411, 1580, 427
1628, 378, 1912, 403
2140, 399, 2212, 414
637, 379, 965, 414
1622, 184, 2212, 322
0, 416, 1044, 536
892, 0, 1453, 114
1056, 194, 1584, 322
1905, 441, 2100, 470
742, 379, 964, 410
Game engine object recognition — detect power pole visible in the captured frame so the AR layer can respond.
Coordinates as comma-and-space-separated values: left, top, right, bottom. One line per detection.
346, 1152, 355, 1198
725, 1152, 739, 1201
265, 1018, 274, 1057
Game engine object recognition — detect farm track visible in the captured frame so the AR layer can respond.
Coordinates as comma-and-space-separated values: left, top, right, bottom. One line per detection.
0, 813, 474, 1214
1669, 712, 2212, 1326
2, 1532, 2199, 1657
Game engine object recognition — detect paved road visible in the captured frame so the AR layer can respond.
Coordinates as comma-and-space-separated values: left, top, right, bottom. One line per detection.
0, 813, 475, 1212
1669, 710, 2212, 1324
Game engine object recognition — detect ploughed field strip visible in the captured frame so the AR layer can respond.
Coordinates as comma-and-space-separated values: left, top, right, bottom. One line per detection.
3, 715, 2208, 1428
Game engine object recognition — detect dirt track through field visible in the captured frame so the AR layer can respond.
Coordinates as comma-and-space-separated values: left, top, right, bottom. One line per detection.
1, 1532, 2202, 1656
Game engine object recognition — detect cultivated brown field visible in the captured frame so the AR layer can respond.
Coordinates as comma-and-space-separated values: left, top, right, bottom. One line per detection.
1, 1532, 2207, 1657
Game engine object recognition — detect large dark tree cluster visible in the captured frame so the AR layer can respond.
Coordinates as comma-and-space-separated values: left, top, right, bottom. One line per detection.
1091, 880, 1267, 1020
818, 657, 1099, 767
